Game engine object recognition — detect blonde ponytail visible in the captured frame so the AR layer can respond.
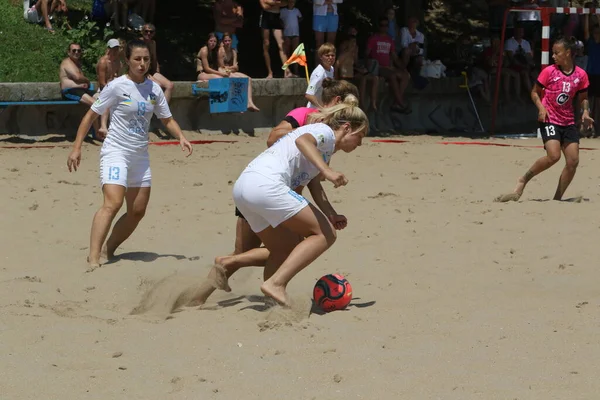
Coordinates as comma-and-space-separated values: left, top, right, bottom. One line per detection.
307, 102, 369, 136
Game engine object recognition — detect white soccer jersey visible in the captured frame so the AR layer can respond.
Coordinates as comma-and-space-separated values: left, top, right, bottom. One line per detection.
91, 75, 172, 153
306, 64, 335, 109
244, 123, 336, 188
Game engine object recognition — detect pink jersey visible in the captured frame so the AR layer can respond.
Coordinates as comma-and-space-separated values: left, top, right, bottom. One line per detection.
286, 107, 319, 127
537, 64, 589, 126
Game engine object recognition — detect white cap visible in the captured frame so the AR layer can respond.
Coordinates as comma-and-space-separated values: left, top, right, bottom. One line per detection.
107, 39, 120, 48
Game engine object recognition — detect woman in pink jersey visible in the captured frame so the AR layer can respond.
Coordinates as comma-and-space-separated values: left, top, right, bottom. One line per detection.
192, 80, 360, 305
496, 37, 594, 202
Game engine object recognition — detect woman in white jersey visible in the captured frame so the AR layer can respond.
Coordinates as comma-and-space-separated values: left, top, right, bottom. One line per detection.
231, 102, 368, 306
67, 40, 193, 269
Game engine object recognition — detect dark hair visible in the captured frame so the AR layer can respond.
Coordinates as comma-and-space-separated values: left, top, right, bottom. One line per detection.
125, 39, 150, 59
206, 33, 219, 69
321, 79, 360, 105
554, 36, 578, 57
378, 17, 388, 26
68, 42, 80, 51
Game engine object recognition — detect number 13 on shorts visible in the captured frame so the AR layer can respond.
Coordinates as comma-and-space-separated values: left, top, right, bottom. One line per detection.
538, 124, 556, 138
108, 166, 120, 181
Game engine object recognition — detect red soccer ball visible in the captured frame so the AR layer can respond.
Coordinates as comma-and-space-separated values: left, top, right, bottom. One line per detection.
313, 274, 353, 312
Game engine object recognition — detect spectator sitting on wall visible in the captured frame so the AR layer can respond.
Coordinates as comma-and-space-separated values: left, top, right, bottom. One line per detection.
305, 43, 336, 109
196, 33, 227, 81
366, 17, 411, 113
59, 43, 101, 137
23, 0, 68, 33
336, 26, 379, 111
451, 34, 491, 103
505, 26, 535, 97
218, 32, 260, 112
280, 0, 302, 76
399, 16, 425, 78
214, 0, 244, 50
140, 23, 175, 103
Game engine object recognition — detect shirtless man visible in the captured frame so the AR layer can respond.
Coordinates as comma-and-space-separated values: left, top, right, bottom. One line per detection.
96, 38, 122, 137
141, 23, 175, 102
60, 43, 101, 137
259, 0, 292, 78
96, 39, 122, 90
214, 0, 244, 50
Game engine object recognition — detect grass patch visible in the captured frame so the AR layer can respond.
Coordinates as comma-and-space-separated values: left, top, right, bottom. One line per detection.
0, 0, 105, 82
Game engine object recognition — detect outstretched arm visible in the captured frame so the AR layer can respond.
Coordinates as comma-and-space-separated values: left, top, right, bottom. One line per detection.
160, 117, 193, 156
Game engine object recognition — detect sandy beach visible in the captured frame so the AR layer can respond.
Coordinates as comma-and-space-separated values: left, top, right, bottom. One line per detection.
1, 132, 600, 399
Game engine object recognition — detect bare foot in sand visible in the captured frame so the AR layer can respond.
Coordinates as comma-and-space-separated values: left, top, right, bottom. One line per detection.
261, 281, 290, 307
207, 264, 231, 292
186, 279, 219, 307
86, 257, 101, 272
495, 177, 526, 202
99, 244, 115, 263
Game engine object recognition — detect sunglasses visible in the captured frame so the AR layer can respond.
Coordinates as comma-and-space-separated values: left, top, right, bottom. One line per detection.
143, 30, 155, 34
71, 49, 82, 53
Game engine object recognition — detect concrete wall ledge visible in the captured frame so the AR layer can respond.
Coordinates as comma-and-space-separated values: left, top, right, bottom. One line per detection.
0, 77, 465, 102
0, 77, 536, 136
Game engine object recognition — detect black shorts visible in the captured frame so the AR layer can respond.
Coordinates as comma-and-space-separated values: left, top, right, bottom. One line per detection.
259, 11, 283, 30
538, 123, 579, 145
61, 87, 96, 102
235, 207, 246, 220
283, 115, 300, 129
588, 75, 600, 97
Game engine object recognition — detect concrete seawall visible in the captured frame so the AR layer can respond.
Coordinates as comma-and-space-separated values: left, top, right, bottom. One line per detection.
0, 78, 537, 136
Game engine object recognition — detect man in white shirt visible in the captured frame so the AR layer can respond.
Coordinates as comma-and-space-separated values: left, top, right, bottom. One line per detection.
504, 25, 535, 95
399, 17, 425, 77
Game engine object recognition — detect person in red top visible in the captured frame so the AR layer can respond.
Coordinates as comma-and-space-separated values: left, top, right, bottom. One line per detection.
366, 17, 410, 113
496, 37, 594, 202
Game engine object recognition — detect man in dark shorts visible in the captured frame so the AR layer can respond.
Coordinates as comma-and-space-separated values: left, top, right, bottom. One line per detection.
259, 0, 292, 78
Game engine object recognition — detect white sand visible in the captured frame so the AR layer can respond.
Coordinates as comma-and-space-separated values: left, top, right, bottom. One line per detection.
1, 132, 600, 399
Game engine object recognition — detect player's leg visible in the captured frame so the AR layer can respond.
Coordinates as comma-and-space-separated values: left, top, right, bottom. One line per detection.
553, 134, 580, 201
89, 184, 126, 268
103, 186, 151, 259
497, 125, 562, 202
259, 203, 336, 306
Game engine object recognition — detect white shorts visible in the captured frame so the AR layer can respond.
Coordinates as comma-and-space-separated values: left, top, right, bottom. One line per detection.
24, 7, 43, 24
100, 151, 151, 188
233, 171, 308, 233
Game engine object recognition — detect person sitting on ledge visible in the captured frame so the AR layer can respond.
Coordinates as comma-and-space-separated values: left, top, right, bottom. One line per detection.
59, 42, 101, 138
218, 32, 260, 112
196, 33, 227, 81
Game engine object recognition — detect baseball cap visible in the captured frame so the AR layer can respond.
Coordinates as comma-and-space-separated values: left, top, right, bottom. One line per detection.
107, 39, 120, 48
